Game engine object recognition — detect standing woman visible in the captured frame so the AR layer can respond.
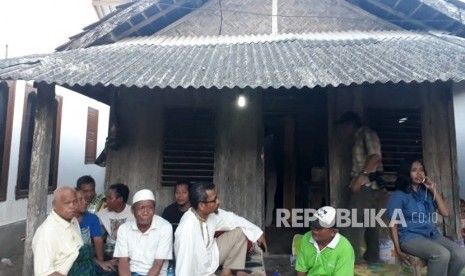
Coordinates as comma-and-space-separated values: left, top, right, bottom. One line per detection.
387, 159, 465, 276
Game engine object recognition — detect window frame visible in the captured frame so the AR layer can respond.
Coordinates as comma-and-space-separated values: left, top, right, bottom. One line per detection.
161, 108, 215, 186
366, 108, 423, 177
85, 107, 99, 164
0, 82, 15, 202
15, 85, 62, 199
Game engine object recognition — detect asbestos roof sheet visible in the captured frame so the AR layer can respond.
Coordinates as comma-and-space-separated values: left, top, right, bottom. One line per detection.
1, 31, 465, 90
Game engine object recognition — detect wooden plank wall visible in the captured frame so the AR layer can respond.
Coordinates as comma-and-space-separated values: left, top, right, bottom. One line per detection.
328, 82, 460, 239
105, 87, 264, 227
422, 82, 460, 239
327, 86, 359, 209
104, 89, 172, 211
214, 91, 264, 227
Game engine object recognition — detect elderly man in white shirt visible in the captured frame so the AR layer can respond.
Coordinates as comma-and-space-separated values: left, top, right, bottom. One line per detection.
32, 186, 83, 276
114, 189, 173, 276
175, 182, 267, 276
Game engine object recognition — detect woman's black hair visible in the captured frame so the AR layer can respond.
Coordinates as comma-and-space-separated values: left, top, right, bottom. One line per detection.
395, 158, 427, 192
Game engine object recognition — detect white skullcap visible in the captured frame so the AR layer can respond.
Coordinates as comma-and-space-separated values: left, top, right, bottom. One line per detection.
132, 189, 155, 204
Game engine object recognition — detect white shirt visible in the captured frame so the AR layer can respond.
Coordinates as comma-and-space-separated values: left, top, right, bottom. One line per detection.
32, 210, 83, 276
174, 208, 263, 276
96, 204, 134, 245
113, 215, 173, 275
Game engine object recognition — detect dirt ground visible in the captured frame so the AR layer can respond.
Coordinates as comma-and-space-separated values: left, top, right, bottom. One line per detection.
264, 254, 296, 276
1, 253, 296, 276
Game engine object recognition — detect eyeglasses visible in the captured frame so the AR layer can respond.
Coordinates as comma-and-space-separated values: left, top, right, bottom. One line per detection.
203, 197, 218, 204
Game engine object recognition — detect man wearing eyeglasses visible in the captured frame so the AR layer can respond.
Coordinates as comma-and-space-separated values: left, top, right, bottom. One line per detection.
174, 182, 267, 276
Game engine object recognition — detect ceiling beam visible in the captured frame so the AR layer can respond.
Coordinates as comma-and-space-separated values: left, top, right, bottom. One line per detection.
112, 0, 192, 41
408, 2, 423, 17
361, 0, 435, 30
393, 0, 402, 10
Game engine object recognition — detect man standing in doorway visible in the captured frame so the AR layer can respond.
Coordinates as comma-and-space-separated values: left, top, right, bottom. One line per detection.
335, 111, 383, 263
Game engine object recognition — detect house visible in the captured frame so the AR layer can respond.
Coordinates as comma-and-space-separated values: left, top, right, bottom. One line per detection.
0, 80, 109, 259
0, 0, 110, 261
346, 0, 465, 206
1, 0, 465, 272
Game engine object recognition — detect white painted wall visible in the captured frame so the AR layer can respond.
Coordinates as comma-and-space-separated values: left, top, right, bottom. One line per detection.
0, 0, 106, 227
453, 82, 465, 200
0, 81, 109, 226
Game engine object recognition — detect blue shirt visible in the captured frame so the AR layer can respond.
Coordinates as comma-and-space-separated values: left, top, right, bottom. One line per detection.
79, 211, 103, 245
386, 186, 439, 244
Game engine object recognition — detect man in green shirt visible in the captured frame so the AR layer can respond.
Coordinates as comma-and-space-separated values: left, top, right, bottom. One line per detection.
296, 206, 355, 276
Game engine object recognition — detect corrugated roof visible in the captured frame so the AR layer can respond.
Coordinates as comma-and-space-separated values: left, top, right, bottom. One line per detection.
57, 0, 208, 51
1, 31, 465, 90
155, 0, 397, 37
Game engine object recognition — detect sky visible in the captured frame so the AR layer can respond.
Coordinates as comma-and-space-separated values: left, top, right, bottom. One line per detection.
0, 0, 98, 58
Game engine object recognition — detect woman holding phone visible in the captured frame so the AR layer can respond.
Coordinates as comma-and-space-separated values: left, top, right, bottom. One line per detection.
387, 158, 465, 276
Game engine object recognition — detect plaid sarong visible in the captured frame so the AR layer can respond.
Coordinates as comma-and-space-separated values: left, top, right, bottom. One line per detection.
68, 244, 96, 276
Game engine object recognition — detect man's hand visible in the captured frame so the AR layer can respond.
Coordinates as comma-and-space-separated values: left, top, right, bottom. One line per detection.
95, 259, 117, 272
146, 259, 164, 276
351, 175, 368, 193
257, 234, 268, 252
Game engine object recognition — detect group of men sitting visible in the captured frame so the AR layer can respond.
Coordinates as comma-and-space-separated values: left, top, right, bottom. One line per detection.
31, 177, 267, 276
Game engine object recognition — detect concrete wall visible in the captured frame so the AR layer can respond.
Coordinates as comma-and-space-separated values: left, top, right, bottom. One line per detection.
0, 81, 109, 242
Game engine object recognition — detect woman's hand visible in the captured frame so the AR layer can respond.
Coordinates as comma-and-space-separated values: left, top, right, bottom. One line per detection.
422, 176, 436, 191
396, 250, 414, 266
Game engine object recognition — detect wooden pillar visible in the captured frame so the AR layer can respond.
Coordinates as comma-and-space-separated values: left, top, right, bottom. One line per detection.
422, 83, 460, 239
282, 116, 296, 211
23, 82, 55, 276
327, 87, 359, 208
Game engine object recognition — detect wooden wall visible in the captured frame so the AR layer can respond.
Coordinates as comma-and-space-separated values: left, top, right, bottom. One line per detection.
105, 89, 169, 210
328, 82, 460, 239
105, 88, 265, 227
422, 82, 460, 239
103, 81, 460, 237
214, 92, 264, 227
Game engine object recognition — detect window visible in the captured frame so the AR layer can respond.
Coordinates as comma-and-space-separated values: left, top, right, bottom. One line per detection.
366, 108, 423, 177
161, 108, 215, 186
85, 107, 99, 163
16, 85, 62, 199
0, 82, 15, 201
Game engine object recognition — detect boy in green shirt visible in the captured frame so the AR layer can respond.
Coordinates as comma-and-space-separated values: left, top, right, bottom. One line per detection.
296, 206, 355, 276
